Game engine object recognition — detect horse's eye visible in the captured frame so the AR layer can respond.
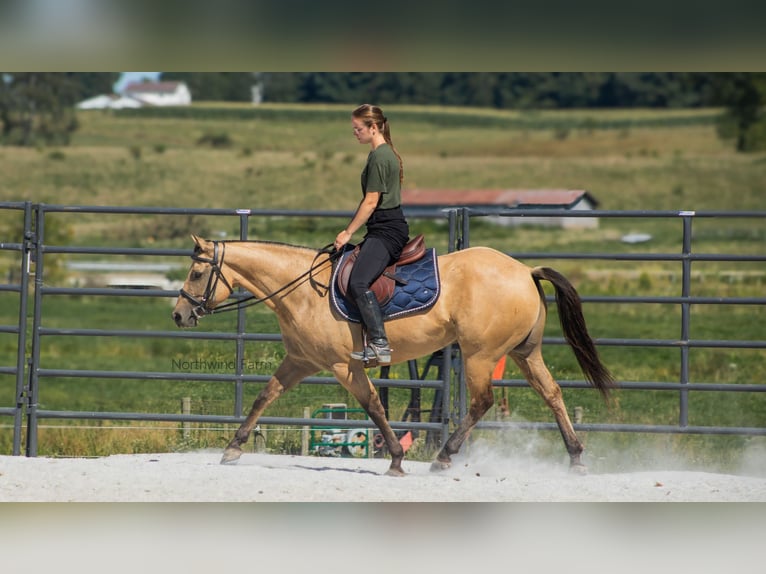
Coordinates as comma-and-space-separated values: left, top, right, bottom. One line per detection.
191, 271, 203, 281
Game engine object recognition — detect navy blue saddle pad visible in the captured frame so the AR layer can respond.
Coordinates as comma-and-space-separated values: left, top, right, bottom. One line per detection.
330, 248, 441, 323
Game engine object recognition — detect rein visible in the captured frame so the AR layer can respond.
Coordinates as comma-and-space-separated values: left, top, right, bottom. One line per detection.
180, 241, 341, 316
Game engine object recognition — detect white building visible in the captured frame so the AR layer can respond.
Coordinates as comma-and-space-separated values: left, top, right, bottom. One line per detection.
76, 94, 143, 110
122, 81, 192, 106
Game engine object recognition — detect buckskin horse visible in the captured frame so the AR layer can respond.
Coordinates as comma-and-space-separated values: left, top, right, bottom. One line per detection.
172, 235, 615, 476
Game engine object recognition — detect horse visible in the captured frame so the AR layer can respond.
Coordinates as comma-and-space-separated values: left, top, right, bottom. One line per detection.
172, 235, 616, 476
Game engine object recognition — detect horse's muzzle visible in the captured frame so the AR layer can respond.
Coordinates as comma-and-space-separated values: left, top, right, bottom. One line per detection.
172, 307, 198, 328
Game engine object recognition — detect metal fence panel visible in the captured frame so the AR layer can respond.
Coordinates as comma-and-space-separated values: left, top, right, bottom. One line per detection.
1, 204, 764, 457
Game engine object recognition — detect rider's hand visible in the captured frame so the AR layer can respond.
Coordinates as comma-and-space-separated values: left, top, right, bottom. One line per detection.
334, 229, 351, 251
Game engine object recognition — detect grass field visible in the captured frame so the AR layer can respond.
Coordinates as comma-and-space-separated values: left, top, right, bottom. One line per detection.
0, 103, 764, 472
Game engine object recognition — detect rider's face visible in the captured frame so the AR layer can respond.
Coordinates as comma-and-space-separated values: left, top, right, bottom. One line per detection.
352, 117, 374, 145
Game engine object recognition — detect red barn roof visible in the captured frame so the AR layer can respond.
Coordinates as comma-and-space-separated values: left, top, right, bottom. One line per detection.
123, 81, 183, 94
402, 189, 597, 209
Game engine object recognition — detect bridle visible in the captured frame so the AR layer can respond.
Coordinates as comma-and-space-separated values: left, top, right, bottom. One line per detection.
179, 241, 342, 318
179, 241, 235, 319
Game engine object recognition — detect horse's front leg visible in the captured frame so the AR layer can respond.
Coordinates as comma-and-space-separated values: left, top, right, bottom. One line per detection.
332, 362, 405, 476
221, 356, 317, 465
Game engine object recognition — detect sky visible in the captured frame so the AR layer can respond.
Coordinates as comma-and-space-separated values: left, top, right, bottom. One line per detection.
113, 72, 161, 93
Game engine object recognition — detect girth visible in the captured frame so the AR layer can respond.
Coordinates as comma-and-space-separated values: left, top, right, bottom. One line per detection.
337, 234, 426, 306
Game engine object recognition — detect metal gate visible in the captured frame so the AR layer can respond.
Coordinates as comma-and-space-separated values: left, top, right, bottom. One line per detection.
1, 203, 764, 457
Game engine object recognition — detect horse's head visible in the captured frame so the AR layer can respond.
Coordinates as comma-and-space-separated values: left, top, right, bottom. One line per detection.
172, 235, 234, 327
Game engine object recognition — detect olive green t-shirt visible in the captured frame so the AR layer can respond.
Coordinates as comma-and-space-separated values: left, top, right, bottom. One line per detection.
360, 143, 401, 210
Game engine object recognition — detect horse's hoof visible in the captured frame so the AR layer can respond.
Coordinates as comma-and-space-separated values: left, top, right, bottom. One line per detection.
220, 447, 242, 465
385, 467, 406, 477
430, 459, 451, 472
569, 463, 588, 476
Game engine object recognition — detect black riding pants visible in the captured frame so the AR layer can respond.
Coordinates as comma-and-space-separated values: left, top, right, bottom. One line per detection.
348, 206, 409, 302
347, 237, 394, 302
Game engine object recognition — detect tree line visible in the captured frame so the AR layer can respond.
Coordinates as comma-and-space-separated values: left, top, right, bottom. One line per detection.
1, 72, 765, 150
161, 72, 737, 110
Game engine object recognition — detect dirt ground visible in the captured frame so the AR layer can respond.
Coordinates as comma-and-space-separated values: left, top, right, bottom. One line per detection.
2, 448, 764, 574
2, 448, 765, 502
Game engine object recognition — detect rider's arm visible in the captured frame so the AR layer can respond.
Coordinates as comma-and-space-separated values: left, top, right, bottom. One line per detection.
334, 191, 380, 249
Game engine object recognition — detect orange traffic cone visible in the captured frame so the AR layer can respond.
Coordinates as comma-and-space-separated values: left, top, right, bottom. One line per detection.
399, 431, 413, 452
492, 356, 506, 380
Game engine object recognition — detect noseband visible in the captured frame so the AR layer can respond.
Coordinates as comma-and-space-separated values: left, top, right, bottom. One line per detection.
179, 241, 233, 318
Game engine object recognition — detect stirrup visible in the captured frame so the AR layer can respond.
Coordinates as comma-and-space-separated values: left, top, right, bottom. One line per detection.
350, 341, 392, 368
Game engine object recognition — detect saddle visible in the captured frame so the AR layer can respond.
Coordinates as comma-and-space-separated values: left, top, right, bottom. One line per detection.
337, 234, 426, 306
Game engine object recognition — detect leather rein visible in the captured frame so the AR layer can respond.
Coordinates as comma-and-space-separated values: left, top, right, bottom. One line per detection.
179, 241, 340, 318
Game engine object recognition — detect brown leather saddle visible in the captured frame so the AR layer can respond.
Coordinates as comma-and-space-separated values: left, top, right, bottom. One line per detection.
337, 234, 426, 306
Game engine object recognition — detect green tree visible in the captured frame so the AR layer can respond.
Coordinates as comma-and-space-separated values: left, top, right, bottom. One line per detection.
711, 73, 766, 151
0, 73, 81, 147
161, 73, 258, 101
69, 72, 120, 100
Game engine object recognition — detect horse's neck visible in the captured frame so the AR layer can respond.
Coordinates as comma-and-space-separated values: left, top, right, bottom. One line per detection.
225, 242, 320, 298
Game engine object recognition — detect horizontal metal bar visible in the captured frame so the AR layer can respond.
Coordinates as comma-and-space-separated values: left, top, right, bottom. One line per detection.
474, 420, 766, 436
29, 409, 765, 437
41, 287, 179, 297
576, 424, 766, 436
36, 205, 254, 216
35, 368, 275, 383
495, 378, 766, 392
31, 328, 766, 351
476, 421, 766, 436
509, 251, 766, 262
0, 202, 29, 210
34, 285, 766, 307
37, 368, 763, 392
33, 368, 444, 390
464, 208, 766, 218
43, 246, 189, 256
37, 286, 766, 306
544, 336, 766, 349
36, 204, 356, 218
31, 410, 443, 432
37, 328, 283, 342
29, 205, 766, 219
577, 296, 766, 305
39, 287, 261, 301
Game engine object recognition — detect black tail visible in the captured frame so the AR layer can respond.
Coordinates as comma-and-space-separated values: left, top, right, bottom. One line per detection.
532, 267, 616, 400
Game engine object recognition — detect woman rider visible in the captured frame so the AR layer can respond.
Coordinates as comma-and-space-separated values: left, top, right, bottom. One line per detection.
333, 104, 410, 366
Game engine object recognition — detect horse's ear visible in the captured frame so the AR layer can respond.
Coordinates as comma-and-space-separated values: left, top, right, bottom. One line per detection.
191, 234, 202, 247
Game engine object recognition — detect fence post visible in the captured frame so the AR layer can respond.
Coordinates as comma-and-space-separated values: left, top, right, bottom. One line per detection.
301, 406, 310, 455
181, 397, 191, 439
25, 204, 46, 457
679, 213, 693, 427
233, 210, 251, 418
11, 202, 33, 455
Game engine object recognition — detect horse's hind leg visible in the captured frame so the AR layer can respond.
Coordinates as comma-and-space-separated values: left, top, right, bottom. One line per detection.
509, 348, 587, 473
431, 354, 496, 472
221, 356, 317, 465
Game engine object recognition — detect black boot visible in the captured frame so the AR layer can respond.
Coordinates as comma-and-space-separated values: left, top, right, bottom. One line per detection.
350, 290, 392, 366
